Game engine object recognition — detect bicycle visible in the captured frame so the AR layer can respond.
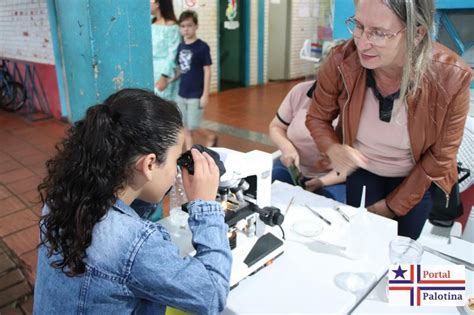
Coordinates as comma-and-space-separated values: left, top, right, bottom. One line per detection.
0, 61, 26, 112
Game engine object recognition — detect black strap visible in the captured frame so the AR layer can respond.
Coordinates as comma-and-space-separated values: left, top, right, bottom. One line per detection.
276, 112, 290, 126
458, 162, 471, 184
366, 70, 400, 123
306, 81, 317, 98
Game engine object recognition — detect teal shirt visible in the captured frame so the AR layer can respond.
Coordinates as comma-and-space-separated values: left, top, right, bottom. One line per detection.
151, 24, 180, 101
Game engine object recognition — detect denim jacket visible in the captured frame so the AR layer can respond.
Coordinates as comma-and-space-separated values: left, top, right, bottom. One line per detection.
33, 199, 232, 315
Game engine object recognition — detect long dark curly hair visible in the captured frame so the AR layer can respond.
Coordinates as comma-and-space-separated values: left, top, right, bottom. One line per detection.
38, 89, 183, 276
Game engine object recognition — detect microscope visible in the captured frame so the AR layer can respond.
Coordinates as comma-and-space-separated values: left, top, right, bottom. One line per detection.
214, 148, 285, 287
161, 148, 285, 288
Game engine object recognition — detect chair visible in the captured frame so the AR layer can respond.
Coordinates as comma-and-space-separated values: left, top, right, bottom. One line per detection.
459, 116, 473, 192
458, 116, 474, 242
299, 39, 321, 63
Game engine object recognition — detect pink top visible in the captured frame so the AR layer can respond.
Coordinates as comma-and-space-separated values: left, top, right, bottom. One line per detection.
278, 81, 324, 177
353, 88, 415, 177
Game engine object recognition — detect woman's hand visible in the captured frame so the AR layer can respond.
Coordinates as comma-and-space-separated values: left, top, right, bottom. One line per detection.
156, 75, 169, 92
304, 177, 324, 192
181, 149, 219, 201
280, 147, 300, 168
367, 199, 396, 218
327, 144, 368, 176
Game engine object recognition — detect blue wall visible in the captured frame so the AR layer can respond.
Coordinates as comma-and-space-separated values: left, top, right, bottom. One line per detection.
332, 0, 474, 40
49, 0, 154, 122
332, 0, 354, 40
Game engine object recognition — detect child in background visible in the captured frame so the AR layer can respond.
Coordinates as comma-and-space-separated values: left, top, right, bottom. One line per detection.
176, 10, 216, 149
150, 0, 180, 101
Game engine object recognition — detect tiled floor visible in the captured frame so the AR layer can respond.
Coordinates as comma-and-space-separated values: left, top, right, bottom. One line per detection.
0, 115, 68, 285
0, 80, 301, 289
0, 239, 33, 314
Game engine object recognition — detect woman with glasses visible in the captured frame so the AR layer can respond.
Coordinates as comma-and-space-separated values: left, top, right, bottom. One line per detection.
306, 0, 471, 239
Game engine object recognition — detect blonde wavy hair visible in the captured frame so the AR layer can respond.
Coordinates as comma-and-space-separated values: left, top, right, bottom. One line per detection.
384, 0, 435, 99
355, 0, 436, 99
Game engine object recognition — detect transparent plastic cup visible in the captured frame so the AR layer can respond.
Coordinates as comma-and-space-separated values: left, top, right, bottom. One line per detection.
170, 208, 189, 229
385, 236, 424, 301
389, 236, 424, 264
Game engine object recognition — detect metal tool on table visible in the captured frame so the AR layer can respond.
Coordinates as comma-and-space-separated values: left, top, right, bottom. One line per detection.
304, 204, 332, 226
423, 245, 474, 271
334, 206, 350, 222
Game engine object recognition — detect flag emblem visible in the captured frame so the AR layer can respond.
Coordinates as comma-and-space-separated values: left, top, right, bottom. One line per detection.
388, 264, 465, 306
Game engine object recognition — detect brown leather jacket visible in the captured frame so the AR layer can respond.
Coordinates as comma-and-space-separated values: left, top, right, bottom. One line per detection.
306, 40, 472, 215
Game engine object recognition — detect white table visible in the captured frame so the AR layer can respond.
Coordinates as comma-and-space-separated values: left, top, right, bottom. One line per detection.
222, 181, 398, 314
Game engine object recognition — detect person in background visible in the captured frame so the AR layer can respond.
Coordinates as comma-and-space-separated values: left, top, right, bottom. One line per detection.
34, 89, 232, 314
269, 80, 346, 203
176, 10, 217, 149
148, 0, 181, 220
306, 0, 471, 239
151, 0, 180, 101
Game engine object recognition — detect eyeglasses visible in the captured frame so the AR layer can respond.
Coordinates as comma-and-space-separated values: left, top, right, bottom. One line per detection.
345, 17, 406, 46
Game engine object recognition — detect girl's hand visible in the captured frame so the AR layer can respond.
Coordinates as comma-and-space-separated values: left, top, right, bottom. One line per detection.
156, 75, 169, 92
181, 149, 219, 201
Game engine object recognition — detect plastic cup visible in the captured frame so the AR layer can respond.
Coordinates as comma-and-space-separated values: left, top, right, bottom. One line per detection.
389, 236, 424, 264
170, 208, 189, 229
386, 236, 424, 301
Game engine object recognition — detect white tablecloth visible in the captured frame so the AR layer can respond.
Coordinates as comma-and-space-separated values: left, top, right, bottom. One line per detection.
223, 181, 398, 314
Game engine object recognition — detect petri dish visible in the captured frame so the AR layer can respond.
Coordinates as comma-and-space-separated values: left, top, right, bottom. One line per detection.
292, 220, 324, 237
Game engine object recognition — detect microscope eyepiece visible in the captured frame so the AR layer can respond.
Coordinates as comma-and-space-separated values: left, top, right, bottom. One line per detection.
177, 144, 226, 177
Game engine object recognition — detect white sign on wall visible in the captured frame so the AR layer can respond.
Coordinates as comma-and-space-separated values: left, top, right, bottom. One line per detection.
183, 0, 198, 9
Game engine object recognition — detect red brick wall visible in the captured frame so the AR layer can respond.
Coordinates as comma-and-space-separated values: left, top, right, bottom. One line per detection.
0, 0, 54, 64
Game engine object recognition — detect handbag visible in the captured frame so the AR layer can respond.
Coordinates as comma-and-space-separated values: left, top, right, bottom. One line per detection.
428, 162, 470, 227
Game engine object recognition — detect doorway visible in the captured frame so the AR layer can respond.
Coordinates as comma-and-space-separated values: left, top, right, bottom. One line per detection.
268, 0, 290, 80
218, 0, 248, 91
